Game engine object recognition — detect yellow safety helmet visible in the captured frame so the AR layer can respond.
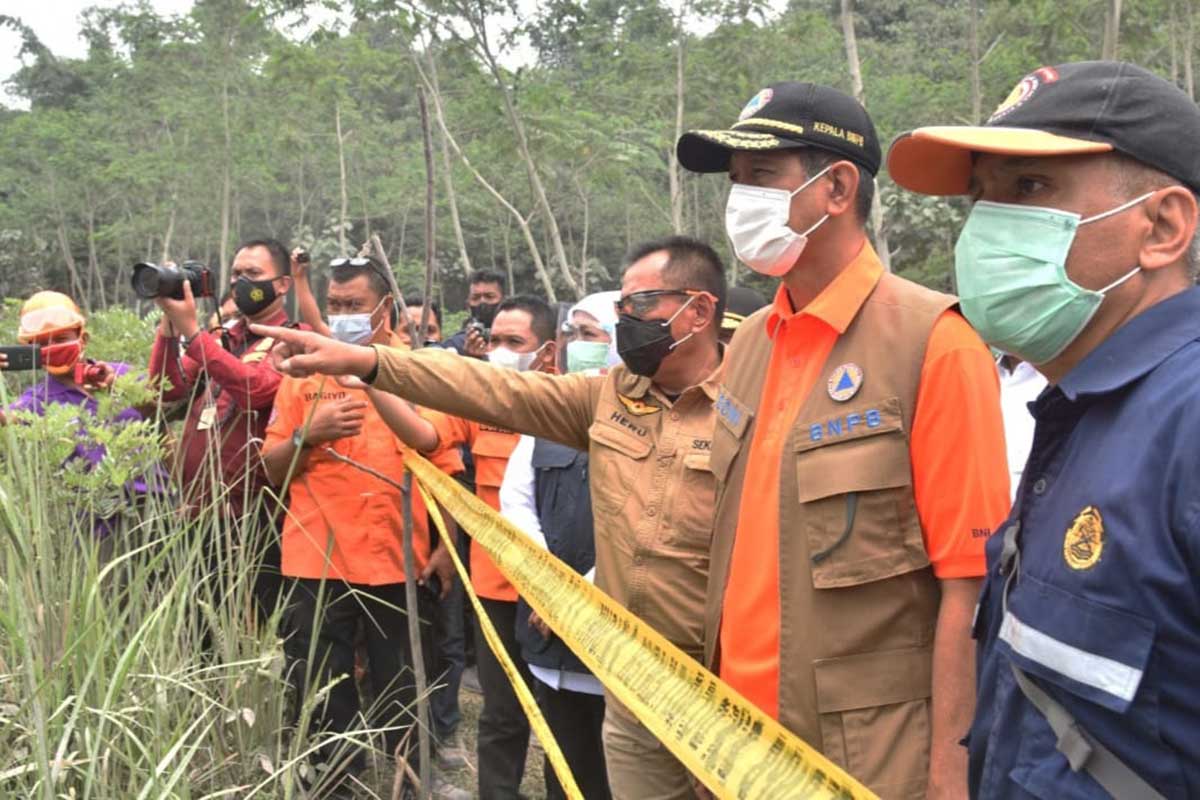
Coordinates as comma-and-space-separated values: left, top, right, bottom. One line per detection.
17, 291, 86, 343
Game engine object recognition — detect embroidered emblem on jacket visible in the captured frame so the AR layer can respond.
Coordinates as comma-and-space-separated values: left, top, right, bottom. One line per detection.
617, 393, 660, 416
826, 363, 864, 402
1063, 505, 1104, 570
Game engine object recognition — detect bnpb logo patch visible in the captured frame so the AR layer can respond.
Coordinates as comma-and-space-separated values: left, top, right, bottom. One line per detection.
826, 363, 864, 402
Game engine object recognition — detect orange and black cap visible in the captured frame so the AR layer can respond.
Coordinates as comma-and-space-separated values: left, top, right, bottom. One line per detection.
677, 82, 881, 176
888, 61, 1200, 196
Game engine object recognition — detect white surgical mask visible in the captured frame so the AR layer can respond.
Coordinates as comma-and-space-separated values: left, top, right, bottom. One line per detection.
329, 299, 385, 345
488, 342, 545, 372
725, 165, 832, 277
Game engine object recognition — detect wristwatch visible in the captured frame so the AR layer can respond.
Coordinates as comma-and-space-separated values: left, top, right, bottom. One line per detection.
291, 428, 312, 450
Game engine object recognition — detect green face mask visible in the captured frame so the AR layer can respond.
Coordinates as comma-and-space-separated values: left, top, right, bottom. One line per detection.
566, 340, 611, 373
954, 193, 1152, 365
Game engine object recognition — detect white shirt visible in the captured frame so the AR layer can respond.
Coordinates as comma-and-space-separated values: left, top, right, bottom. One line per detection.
998, 359, 1048, 501
499, 435, 603, 696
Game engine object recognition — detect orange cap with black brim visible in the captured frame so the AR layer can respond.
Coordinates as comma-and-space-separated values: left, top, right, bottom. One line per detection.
887, 126, 1113, 196
887, 61, 1200, 197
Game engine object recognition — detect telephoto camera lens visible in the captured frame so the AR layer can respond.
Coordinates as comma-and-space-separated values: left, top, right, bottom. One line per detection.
131, 261, 213, 300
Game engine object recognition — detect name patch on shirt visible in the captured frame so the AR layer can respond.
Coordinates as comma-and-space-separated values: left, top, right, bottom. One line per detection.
609, 411, 648, 438
715, 391, 743, 427
303, 390, 348, 402
808, 409, 883, 442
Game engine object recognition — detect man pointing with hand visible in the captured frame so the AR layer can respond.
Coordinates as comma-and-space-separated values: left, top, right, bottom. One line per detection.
257, 237, 727, 799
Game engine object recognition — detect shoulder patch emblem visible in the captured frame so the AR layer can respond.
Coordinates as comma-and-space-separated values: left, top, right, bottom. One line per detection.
739, 88, 774, 121
826, 363, 864, 402
1063, 506, 1103, 570
617, 393, 660, 416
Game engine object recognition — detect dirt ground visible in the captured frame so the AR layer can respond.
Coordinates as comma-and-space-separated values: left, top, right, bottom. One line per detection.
434, 682, 548, 800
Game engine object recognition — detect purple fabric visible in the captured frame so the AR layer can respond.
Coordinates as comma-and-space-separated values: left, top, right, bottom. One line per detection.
7, 362, 168, 534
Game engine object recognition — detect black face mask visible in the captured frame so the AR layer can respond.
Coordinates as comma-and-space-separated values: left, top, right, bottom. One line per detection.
234, 277, 278, 317
616, 314, 679, 377
468, 301, 500, 328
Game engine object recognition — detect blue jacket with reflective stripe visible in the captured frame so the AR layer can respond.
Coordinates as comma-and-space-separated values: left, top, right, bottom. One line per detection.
970, 288, 1200, 799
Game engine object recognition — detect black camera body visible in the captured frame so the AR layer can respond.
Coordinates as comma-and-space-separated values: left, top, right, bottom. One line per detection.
131, 261, 215, 300
466, 318, 490, 343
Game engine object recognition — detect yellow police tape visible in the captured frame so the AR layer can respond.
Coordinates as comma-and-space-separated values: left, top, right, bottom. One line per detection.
406, 453, 878, 800
419, 479, 584, 799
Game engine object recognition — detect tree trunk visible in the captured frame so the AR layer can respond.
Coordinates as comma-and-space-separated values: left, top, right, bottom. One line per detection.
161, 196, 177, 264
668, 10, 687, 233
503, 216, 515, 295
335, 101, 350, 256
47, 171, 85, 305
1102, 0, 1123, 61
574, 175, 590, 294
86, 204, 106, 308
968, 0, 982, 123
463, 13, 579, 296
427, 47, 473, 279
1170, 1, 1180, 85
219, 77, 233, 289
413, 50, 558, 302
840, 0, 892, 271
1186, 4, 1196, 101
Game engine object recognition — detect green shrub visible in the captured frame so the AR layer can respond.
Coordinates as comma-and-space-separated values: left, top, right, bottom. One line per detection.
0, 367, 411, 797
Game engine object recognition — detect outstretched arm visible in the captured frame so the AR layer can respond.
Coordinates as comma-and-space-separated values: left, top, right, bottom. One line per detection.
291, 248, 331, 338
253, 324, 600, 451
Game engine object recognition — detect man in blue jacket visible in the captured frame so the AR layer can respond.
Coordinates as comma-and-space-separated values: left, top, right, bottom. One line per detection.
888, 61, 1200, 799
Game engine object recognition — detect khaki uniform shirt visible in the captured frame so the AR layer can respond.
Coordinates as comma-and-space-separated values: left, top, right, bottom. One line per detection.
372, 348, 718, 662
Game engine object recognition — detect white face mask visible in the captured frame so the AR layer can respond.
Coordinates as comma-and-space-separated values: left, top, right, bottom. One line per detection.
487, 342, 545, 372
725, 164, 832, 277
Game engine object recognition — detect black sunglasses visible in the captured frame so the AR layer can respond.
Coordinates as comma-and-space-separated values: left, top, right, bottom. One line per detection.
615, 289, 714, 318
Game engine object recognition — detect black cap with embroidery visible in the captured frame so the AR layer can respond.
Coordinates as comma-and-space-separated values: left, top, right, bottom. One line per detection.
888, 61, 1200, 196
677, 81, 882, 176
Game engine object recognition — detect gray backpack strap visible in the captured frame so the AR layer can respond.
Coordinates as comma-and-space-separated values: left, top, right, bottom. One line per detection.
1008, 663, 1166, 800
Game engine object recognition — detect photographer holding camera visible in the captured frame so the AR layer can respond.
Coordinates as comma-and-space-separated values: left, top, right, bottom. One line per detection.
440, 269, 506, 358
147, 238, 299, 622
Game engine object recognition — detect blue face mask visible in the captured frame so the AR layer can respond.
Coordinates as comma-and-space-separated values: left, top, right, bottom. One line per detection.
328, 299, 385, 345
954, 192, 1152, 364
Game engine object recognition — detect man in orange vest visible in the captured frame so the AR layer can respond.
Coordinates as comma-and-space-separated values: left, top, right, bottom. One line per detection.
675, 82, 1011, 797
341, 294, 560, 799
262, 258, 464, 796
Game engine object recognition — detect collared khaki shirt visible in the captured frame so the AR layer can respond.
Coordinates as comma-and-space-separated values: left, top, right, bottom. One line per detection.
372, 348, 719, 661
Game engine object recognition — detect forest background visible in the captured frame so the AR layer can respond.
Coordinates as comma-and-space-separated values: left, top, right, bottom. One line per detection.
2, 0, 1197, 317
1, 2, 1198, 797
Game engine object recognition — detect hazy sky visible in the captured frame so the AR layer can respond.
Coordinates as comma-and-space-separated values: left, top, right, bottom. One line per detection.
1, 0, 195, 106
0, 0, 356, 107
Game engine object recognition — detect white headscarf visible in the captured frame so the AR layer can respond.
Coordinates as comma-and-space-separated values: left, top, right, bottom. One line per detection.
568, 290, 622, 368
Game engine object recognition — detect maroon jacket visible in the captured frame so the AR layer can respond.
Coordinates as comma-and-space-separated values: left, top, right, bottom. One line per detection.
149, 309, 295, 516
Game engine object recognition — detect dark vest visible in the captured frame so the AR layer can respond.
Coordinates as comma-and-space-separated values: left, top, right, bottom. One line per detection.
515, 438, 596, 674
